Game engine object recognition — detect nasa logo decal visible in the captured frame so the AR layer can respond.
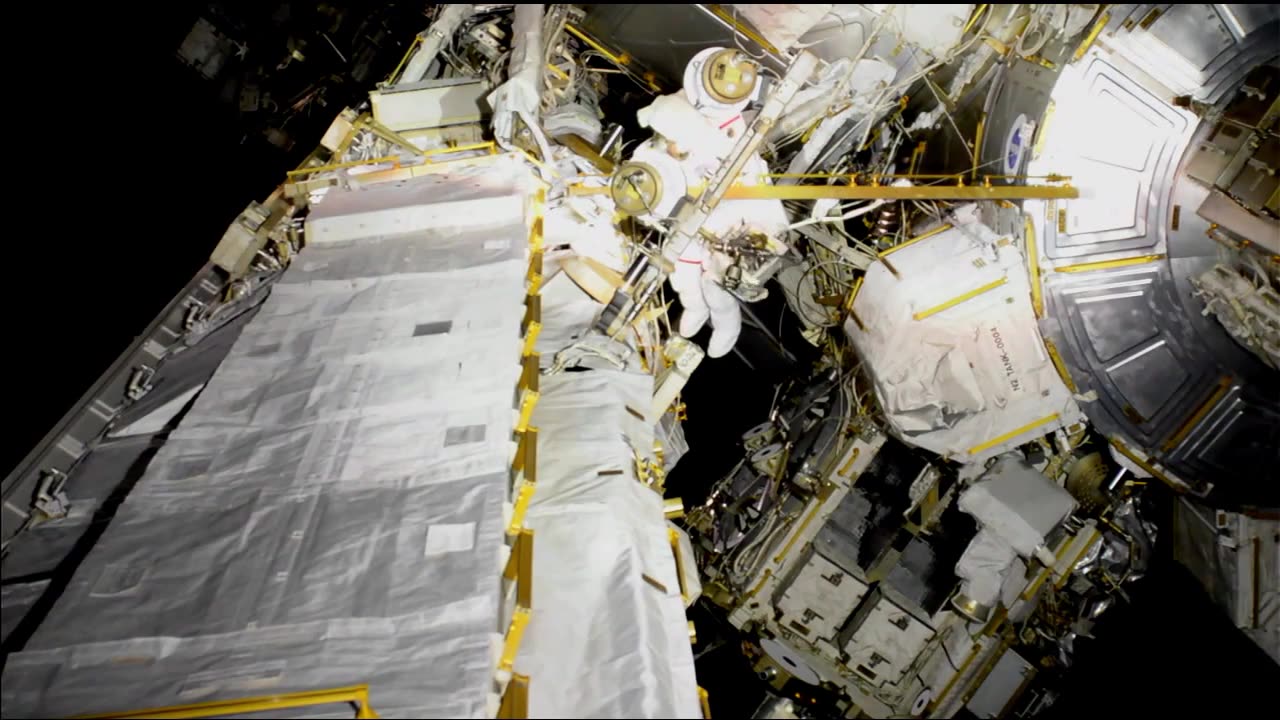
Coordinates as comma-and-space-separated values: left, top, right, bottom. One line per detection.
1004, 113, 1036, 175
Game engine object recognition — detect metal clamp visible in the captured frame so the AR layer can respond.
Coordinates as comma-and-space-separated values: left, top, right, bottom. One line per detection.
126, 365, 157, 402
34, 468, 69, 520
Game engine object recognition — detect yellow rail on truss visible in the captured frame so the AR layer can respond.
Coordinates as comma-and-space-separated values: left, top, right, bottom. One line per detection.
75, 685, 378, 719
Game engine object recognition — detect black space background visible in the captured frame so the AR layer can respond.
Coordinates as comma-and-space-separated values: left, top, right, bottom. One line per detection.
8, 4, 1279, 717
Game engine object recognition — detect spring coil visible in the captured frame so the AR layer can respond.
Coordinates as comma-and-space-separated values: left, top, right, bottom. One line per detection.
873, 202, 900, 249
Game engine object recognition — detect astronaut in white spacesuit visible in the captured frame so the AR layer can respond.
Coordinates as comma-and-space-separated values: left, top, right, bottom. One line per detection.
629, 48, 790, 358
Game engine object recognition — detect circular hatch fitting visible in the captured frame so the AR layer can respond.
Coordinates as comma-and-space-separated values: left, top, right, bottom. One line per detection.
684, 46, 759, 117
702, 48, 759, 105
610, 161, 663, 216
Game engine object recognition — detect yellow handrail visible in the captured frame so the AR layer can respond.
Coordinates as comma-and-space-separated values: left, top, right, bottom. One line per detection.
75, 684, 378, 719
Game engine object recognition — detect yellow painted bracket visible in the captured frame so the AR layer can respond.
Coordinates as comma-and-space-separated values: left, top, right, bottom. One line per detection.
526, 204, 544, 292
504, 528, 534, 609
527, 253, 542, 286
287, 141, 497, 181
555, 133, 616, 174
913, 277, 1008, 321
521, 322, 543, 358
515, 391, 540, 434
772, 502, 824, 566
698, 687, 712, 719
530, 215, 545, 253
508, 481, 536, 536
500, 607, 532, 672
706, 4, 780, 54
844, 275, 865, 315
565, 24, 627, 66
424, 141, 498, 157
523, 293, 542, 335
1042, 338, 1078, 393
1024, 215, 1043, 318
498, 674, 530, 719
76, 685, 378, 719
286, 155, 405, 179
845, 274, 868, 331
361, 118, 429, 157
668, 528, 690, 605
837, 447, 862, 478
1073, 10, 1111, 62
880, 223, 953, 258
1110, 437, 1181, 491
520, 352, 541, 395
964, 5, 991, 34
1055, 254, 1165, 274
511, 426, 538, 484
968, 414, 1060, 455
908, 141, 928, 175
722, 184, 1079, 201
387, 35, 423, 84
1162, 376, 1232, 452
971, 114, 987, 181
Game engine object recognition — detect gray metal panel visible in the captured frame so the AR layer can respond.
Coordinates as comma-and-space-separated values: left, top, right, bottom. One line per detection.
110, 305, 260, 432
884, 536, 957, 618
965, 648, 1035, 718
1162, 385, 1280, 482
1, 265, 228, 544
1105, 5, 1279, 102
1028, 7, 1280, 499
1041, 53, 1192, 260
0, 583, 49, 646
1, 171, 533, 718
813, 489, 893, 580
1, 435, 157, 576
25, 474, 507, 650
1215, 4, 1280, 39
1149, 5, 1237, 70
1043, 264, 1214, 445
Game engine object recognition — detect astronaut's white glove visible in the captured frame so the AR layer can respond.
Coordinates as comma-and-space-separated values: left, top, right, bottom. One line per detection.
669, 242, 742, 359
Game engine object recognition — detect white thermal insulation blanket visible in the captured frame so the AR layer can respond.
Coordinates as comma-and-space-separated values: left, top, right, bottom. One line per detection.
515, 369, 701, 719
731, 4, 834, 51
845, 213, 1083, 462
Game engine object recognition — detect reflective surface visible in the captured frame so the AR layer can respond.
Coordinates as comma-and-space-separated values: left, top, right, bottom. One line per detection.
1026, 4, 1280, 502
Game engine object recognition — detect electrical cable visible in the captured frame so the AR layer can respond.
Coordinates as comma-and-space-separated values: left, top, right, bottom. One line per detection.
1015, 6, 1052, 58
